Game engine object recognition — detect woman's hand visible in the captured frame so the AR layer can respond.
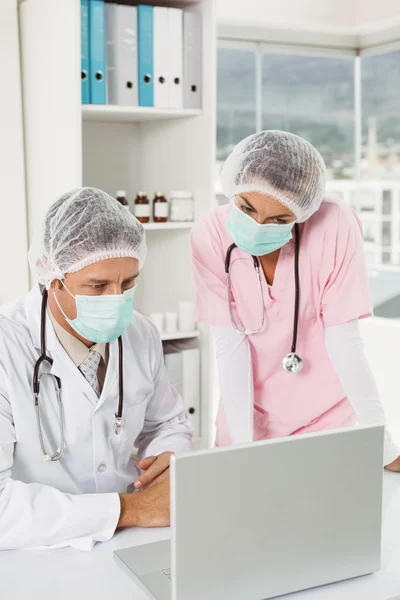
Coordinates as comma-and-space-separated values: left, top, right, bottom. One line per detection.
385, 455, 400, 473
133, 451, 174, 490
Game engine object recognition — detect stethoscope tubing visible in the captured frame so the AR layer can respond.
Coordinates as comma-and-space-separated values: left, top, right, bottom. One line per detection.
33, 289, 124, 461
225, 223, 302, 371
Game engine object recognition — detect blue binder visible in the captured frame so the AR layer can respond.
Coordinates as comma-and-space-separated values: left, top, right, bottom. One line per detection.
138, 5, 154, 107
89, 0, 106, 104
81, 0, 90, 104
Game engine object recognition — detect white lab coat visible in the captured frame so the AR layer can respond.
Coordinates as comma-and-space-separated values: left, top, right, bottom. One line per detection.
0, 286, 193, 551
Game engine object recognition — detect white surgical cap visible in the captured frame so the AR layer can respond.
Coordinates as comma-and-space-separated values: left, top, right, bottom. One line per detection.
220, 130, 326, 222
29, 187, 147, 289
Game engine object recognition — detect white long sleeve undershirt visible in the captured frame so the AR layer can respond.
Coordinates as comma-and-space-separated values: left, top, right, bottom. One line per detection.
212, 320, 399, 466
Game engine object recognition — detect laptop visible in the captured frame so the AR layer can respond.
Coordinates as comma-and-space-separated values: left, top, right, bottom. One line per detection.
114, 425, 384, 600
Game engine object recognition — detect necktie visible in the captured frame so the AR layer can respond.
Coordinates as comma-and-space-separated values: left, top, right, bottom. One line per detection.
79, 349, 102, 397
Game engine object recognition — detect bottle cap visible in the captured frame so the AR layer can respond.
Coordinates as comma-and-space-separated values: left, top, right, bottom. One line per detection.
155, 192, 165, 198
137, 191, 147, 198
116, 190, 127, 197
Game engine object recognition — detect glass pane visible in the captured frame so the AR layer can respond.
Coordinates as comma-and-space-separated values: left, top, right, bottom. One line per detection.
262, 53, 355, 180
351, 189, 377, 212
361, 50, 400, 180
217, 47, 256, 162
382, 190, 392, 214
363, 222, 375, 242
382, 252, 392, 264
327, 189, 345, 200
382, 222, 392, 245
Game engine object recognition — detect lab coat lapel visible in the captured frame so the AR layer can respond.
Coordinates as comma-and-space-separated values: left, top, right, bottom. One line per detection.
49, 346, 100, 407
95, 338, 119, 411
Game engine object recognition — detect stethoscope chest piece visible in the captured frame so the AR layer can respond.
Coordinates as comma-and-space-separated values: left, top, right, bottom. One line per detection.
226, 223, 303, 374
282, 352, 303, 374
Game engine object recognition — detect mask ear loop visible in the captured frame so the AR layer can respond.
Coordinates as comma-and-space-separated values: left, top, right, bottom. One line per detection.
52, 280, 75, 323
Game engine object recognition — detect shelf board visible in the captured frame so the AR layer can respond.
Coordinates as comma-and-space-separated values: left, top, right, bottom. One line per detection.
161, 330, 200, 341
107, 0, 200, 7
143, 222, 193, 231
82, 105, 202, 124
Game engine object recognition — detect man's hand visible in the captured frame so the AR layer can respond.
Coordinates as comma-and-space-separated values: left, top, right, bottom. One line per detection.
385, 455, 400, 472
134, 451, 174, 490
118, 478, 170, 528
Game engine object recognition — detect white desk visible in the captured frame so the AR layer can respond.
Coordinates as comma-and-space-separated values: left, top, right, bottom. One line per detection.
1, 473, 400, 600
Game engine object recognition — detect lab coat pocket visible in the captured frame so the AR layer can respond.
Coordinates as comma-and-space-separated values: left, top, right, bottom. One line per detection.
110, 394, 149, 470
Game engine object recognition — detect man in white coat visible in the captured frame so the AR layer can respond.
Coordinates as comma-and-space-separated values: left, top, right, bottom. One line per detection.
0, 188, 193, 550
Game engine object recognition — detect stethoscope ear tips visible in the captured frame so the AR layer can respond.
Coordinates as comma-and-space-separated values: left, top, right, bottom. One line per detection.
282, 353, 303, 374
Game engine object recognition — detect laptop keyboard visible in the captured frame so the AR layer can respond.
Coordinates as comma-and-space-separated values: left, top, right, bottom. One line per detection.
162, 569, 172, 581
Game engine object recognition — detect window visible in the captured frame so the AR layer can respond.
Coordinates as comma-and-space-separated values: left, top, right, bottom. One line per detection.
328, 190, 345, 200
361, 50, 400, 181
382, 222, 392, 245
364, 223, 375, 242
382, 190, 392, 215
382, 252, 392, 264
217, 42, 355, 179
351, 189, 376, 212
217, 46, 256, 162
262, 53, 354, 180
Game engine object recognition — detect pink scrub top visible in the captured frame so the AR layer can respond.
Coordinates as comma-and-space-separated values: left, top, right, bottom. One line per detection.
191, 196, 373, 446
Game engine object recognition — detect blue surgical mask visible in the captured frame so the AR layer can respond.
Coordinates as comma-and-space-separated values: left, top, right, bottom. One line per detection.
54, 282, 136, 343
226, 203, 295, 256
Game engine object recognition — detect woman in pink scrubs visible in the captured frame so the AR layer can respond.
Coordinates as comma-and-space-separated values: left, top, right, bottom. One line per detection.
191, 130, 400, 471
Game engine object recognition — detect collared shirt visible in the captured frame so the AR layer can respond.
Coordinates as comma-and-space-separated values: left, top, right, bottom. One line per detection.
48, 309, 108, 394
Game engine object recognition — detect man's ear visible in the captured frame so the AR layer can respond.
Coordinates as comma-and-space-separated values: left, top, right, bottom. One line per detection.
49, 279, 63, 291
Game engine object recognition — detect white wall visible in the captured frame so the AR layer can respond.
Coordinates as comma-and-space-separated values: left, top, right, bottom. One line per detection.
216, 0, 400, 43
0, 0, 29, 303
216, 0, 356, 30
360, 318, 400, 442
356, 0, 400, 29
19, 0, 82, 245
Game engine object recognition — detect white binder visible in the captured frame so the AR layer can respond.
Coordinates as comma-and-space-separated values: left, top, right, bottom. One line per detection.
183, 11, 202, 109
153, 6, 169, 108
106, 4, 138, 106
164, 342, 200, 438
168, 8, 183, 109
182, 347, 200, 437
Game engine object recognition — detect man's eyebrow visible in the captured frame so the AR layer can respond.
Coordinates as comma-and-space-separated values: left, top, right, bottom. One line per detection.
83, 273, 139, 284
83, 278, 110, 284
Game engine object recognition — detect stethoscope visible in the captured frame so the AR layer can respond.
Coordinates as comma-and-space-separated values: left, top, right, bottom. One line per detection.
225, 223, 303, 374
33, 289, 125, 461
